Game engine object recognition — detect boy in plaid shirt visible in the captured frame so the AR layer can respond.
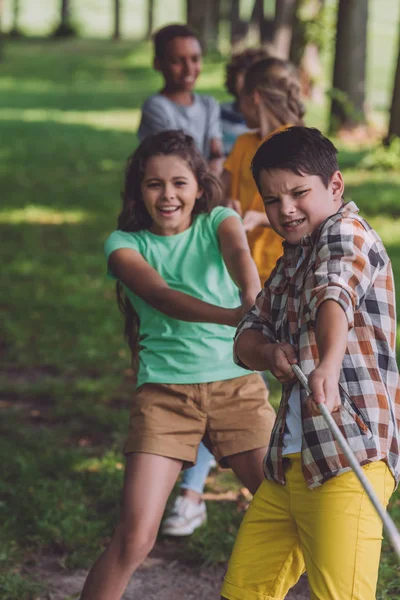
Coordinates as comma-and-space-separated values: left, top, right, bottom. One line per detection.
221, 127, 400, 600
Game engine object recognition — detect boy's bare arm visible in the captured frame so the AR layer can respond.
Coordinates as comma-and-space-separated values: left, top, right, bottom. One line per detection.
308, 300, 348, 415
235, 330, 297, 383
208, 138, 224, 176
109, 248, 241, 327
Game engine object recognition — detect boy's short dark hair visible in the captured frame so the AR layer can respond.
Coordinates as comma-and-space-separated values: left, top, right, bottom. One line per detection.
251, 126, 339, 190
153, 24, 200, 60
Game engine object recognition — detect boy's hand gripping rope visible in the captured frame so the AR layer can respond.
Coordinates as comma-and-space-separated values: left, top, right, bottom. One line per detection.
291, 364, 400, 560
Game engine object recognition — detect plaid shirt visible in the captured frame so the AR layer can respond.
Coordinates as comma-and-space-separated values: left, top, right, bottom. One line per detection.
235, 202, 400, 488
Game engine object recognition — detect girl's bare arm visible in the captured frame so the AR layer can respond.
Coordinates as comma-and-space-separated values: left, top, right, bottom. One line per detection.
108, 248, 241, 327
217, 215, 261, 308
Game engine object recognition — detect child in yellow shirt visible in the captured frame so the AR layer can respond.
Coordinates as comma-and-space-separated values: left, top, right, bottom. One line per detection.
222, 57, 305, 283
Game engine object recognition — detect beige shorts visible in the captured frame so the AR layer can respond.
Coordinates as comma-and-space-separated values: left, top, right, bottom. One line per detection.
124, 373, 275, 467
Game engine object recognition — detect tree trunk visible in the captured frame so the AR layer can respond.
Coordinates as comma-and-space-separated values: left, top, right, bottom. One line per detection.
0, 0, 4, 62
388, 26, 400, 140
289, 0, 325, 102
187, 0, 220, 53
10, 0, 21, 37
146, 0, 155, 40
248, 0, 264, 45
230, 0, 248, 52
330, 0, 368, 132
60, 0, 69, 27
113, 0, 121, 40
53, 0, 76, 37
272, 0, 299, 59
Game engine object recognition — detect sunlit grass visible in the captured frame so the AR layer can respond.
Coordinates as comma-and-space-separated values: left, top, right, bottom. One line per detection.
1, 34, 400, 598
0, 205, 91, 224
0, 108, 141, 132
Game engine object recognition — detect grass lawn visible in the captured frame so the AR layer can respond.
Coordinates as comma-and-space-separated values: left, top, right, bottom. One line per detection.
1, 38, 400, 599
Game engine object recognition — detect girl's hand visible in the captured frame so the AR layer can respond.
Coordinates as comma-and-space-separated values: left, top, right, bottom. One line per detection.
307, 366, 341, 417
225, 198, 243, 216
262, 343, 298, 384
243, 210, 270, 232
230, 306, 245, 326
241, 293, 258, 313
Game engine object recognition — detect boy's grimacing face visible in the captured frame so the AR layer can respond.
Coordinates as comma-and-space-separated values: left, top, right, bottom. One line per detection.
155, 37, 202, 92
259, 168, 344, 245
141, 154, 201, 236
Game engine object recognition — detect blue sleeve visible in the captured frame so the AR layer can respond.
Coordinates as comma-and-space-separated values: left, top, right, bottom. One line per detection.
206, 96, 222, 141
104, 231, 140, 279
138, 97, 174, 141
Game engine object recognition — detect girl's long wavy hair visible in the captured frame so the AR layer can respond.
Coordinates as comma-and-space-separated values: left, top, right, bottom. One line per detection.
243, 57, 305, 127
116, 129, 223, 377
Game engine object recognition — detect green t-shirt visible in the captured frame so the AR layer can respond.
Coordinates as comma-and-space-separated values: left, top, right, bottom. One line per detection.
104, 207, 247, 387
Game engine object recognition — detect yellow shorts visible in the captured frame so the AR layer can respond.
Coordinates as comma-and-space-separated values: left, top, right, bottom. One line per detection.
221, 453, 395, 600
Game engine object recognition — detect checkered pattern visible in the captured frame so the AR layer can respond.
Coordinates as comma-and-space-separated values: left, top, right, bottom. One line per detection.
234, 202, 400, 488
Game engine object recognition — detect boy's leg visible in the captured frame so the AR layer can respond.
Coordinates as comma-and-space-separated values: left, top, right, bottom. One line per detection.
292, 458, 395, 600
221, 476, 305, 600
226, 446, 267, 494
161, 442, 213, 535
80, 452, 182, 600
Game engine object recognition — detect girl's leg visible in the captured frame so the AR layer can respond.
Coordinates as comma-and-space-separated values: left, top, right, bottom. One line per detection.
226, 446, 268, 495
80, 452, 182, 600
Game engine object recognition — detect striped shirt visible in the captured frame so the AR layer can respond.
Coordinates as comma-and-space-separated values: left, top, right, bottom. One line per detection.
234, 202, 400, 488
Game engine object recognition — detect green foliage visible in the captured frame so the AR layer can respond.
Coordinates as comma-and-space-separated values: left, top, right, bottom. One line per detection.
1, 38, 400, 599
0, 572, 44, 600
360, 137, 400, 171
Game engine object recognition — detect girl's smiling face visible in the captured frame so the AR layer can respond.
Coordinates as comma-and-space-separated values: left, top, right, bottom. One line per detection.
141, 154, 202, 236
260, 169, 344, 245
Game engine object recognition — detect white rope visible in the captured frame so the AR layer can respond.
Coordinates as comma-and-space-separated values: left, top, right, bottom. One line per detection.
292, 363, 400, 559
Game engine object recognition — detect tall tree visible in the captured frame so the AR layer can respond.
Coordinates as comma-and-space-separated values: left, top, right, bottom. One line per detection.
330, 0, 368, 132
53, 0, 76, 37
146, 0, 155, 40
113, 0, 121, 40
186, 0, 221, 53
10, 0, 21, 37
230, 0, 251, 52
0, 0, 4, 62
272, 0, 299, 59
289, 0, 325, 102
388, 23, 400, 140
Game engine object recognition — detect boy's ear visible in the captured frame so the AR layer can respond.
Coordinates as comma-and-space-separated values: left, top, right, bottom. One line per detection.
330, 170, 345, 201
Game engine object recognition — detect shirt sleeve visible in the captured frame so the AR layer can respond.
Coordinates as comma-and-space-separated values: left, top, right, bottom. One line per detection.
104, 231, 140, 279
309, 216, 385, 328
138, 97, 174, 141
233, 286, 276, 369
206, 96, 222, 141
209, 206, 241, 235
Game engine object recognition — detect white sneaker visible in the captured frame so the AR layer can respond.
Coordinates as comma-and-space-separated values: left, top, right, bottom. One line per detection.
161, 496, 207, 536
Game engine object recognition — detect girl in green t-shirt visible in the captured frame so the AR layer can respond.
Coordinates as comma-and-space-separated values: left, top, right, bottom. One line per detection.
80, 130, 276, 600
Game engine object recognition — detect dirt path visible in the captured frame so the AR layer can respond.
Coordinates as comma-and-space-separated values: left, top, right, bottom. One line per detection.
31, 542, 310, 600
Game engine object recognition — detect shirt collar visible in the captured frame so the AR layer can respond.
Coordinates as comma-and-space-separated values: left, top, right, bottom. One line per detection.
281, 201, 359, 273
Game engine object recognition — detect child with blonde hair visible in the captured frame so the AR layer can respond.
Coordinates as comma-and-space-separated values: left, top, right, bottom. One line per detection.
222, 57, 305, 284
